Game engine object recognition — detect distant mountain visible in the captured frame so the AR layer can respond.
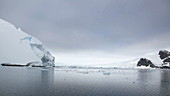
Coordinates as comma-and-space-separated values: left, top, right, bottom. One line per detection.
111, 52, 163, 68
0, 19, 55, 66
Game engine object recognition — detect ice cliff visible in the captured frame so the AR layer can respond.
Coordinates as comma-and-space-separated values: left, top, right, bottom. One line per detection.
0, 19, 55, 66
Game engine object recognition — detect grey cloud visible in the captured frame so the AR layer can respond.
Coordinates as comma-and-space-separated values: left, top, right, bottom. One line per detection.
0, 0, 170, 56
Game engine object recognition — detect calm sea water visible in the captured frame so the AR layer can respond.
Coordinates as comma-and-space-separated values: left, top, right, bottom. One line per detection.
0, 66, 170, 96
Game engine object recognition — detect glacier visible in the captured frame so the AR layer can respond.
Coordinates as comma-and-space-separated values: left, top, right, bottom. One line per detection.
0, 19, 55, 67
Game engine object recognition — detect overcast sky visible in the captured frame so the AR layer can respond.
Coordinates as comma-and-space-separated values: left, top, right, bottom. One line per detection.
0, 0, 170, 65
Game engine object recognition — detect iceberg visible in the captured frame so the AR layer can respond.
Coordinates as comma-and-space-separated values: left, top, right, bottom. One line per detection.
0, 19, 55, 67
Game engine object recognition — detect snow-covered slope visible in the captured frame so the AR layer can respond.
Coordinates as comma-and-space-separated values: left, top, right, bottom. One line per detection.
0, 19, 55, 66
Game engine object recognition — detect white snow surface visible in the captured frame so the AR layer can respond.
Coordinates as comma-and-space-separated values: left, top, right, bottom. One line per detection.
0, 19, 54, 66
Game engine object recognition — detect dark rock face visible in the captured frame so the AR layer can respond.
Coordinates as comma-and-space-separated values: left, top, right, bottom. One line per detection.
137, 58, 156, 68
160, 66, 170, 69
158, 50, 170, 66
1, 63, 26, 67
163, 58, 170, 63
159, 50, 170, 59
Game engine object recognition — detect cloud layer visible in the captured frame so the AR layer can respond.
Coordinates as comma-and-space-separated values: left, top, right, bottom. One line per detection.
0, 0, 170, 64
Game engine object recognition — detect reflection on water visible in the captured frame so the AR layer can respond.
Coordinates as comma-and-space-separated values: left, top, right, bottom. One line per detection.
138, 69, 152, 83
0, 67, 55, 96
0, 67, 170, 96
160, 70, 170, 96
41, 68, 54, 96
137, 70, 151, 94
137, 69, 161, 96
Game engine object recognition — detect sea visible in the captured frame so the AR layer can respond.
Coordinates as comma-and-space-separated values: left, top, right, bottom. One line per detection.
0, 66, 170, 96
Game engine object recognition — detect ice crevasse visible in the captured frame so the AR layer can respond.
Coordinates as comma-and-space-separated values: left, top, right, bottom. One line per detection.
0, 19, 55, 66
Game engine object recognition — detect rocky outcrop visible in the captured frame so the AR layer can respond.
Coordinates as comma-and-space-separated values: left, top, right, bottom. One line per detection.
136, 50, 170, 69
159, 50, 170, 66
1, 63, 26, 67
160, 66, 170, 69
137, 50, 170, 69
137, 58, 157, 68
163, 58, 170, 63
159, 50, 170, 59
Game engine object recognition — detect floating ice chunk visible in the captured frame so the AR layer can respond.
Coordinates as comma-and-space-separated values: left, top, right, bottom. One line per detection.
103, 72, 111, 75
